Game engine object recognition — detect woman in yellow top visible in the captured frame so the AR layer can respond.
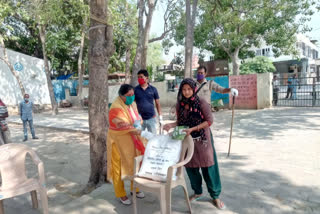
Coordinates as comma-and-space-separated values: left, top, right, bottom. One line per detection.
107, 84, 146, 205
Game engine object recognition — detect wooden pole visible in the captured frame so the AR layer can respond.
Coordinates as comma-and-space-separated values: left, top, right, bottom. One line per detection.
227, 96, 235, 157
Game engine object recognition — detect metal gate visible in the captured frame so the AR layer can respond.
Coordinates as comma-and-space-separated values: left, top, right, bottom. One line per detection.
273, 73, 320, 107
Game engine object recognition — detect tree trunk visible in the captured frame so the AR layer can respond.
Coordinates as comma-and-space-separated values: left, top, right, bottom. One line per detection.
125, 46, 131, 83
77, 16, 87, 104
184, 0, 198, 78
141, 0, 156, 69
184, 0, 192, 78
78, 63, 85, 102
231, 48, 240, 75
130, 0, 145, 86
39, 24, 58, 115
0, 36, 26, 96
87, 0, 114, 187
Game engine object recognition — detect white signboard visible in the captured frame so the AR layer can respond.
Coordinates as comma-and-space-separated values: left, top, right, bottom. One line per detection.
164, 74, 176, 80
138, 135, 182, 182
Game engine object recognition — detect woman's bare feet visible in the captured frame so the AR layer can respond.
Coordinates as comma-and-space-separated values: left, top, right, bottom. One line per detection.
213, 198, 226, 210
189, 194, 203, 202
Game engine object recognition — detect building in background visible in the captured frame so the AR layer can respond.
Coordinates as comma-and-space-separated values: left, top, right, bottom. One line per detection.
200, 59, 229, 77
251, 34, 320, 83
0, 48, 51, 107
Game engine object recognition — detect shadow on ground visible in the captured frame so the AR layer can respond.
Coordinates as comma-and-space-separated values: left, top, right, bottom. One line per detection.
214, 107, 320, 140
2, 107, 320, 214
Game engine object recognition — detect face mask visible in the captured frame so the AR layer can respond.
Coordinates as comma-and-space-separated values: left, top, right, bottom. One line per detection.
125, 95, 135, 105
138, 78, 146, 85
24, 98, 29, 102
197, 74, 205, 81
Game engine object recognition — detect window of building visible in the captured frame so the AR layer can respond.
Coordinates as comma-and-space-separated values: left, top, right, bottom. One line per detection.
302, 43, 306, 56
256, 49, 261, 56
265, 48, 271, 57
312, 49, 315, 59
255, 47, 273, 57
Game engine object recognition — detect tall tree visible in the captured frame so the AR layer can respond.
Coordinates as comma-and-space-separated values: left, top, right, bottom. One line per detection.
130, 0, 146, 86
184, 0, 198, 78
87, 0, 114, 187
124, 47, 131, 83
44, 0, 90, 77
77, 16, 87, 103
195, 0, 315, 75
148, 0, 184, 44
0, 3, 26, 96
0, 36, 26, 96
2, 0, 89, 77
131, 0, 184, 85
1, 0, 43, 59
77, 4, 89, 103
39, 24, 59, 115
28, 0, 65, 115
144, 0, 185, 66
123, 1, 136, 83
109, 0, 138, 82
140, 0, 157, 69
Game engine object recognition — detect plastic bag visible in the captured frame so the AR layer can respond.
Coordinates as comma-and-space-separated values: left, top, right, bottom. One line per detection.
0, 106, 8, 118
141, 130, 155, 140
0, 120, 8, 132
133, 120, 142, 130
138, 134, 182, 182
172, 126, 188, 140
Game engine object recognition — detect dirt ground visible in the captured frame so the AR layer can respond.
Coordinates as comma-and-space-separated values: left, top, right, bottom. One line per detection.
2, 107, 320, 214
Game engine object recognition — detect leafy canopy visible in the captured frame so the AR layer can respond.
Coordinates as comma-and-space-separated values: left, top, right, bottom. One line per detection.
240, 56, 276, 74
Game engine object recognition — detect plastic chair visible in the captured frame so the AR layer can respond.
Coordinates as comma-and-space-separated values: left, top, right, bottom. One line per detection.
133, 135, 194, 214
0, 143, 48, 214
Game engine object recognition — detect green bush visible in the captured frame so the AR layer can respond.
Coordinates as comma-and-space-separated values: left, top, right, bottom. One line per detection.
240, 56, 276, 74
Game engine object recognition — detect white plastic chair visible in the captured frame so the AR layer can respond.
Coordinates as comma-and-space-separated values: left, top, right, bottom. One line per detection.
133, 135, 194, 214
0, 143, 48, 214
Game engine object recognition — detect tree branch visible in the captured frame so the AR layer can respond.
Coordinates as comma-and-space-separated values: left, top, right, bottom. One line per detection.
144, 8, 148, 17
0, 56, 10, 66
221, 44, 232, 58
0, 55, 14, 70
164, 0, 176, 23
0, 37, 9, 66
148, 0, 175, 43
191, 0, 198, 25
144, 0, 150, 17
238, 42, 246, 49
148, 28, 172, 43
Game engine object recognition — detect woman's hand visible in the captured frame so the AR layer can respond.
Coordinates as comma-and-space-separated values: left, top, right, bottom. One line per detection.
130, 129, 142, 135
183, 127, 195, 136
112, 118, 131, 129
117, 122, 131, 128
163, 123, 174, 132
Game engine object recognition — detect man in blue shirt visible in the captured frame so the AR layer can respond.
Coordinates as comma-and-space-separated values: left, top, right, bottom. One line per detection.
291, 74, 299, 99
286, 74, 299, 99
134, 70, 162, 134
19, 94, 39, 141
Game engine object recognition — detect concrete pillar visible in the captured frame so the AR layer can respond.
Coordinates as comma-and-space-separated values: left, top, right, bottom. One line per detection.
257, 73, 272, 109
301, 59, 308, 84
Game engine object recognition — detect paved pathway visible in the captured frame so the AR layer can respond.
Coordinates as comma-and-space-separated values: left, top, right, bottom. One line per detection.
2, 107, 320, 214
7, 108, 89, 133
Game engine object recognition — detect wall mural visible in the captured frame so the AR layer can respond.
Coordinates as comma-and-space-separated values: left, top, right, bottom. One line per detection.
14, 62, 24, 71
